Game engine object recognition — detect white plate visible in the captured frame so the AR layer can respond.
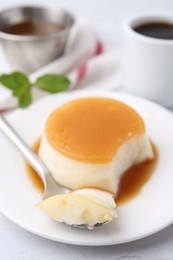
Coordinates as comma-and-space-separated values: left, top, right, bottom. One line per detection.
0, 90, 173, 246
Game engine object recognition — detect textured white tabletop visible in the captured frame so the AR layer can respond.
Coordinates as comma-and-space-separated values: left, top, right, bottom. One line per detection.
0, 214, 173, 260
0, 0, 173, 259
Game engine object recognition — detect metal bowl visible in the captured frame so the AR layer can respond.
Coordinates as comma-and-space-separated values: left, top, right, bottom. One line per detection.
0, 5, 75, 74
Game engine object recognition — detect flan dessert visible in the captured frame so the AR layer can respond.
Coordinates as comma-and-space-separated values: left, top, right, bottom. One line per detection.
37, 97, 154, 227
39, 97, 154, 193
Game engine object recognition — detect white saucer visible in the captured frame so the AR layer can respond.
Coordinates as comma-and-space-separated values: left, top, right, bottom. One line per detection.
0, 90, 173, 246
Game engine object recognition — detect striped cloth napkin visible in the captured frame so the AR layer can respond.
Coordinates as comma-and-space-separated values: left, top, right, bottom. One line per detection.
0, 17, 122, 112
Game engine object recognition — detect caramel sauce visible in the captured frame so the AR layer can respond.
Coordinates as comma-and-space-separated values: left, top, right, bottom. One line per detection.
116, 142, 158, 206
3, 21, 64, 36
26, 139, 158, 206
25, 138, 44, 193
45, 98, 145, 163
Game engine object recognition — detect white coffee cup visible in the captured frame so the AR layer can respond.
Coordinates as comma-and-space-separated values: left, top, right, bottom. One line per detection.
123, 12, 173, 107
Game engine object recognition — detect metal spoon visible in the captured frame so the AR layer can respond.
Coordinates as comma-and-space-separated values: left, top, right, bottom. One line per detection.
0, 114, 108, 229
0, 113, 68, 199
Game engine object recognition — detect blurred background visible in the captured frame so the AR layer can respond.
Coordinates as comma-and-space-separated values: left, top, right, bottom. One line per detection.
1, 0, 173, 45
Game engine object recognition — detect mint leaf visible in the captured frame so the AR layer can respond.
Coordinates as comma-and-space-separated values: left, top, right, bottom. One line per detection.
17, 86, 32, 108
0, 71, 71, 109
0, 71, 32, 108
35, 74, 70, 93
0, 72, 30, 91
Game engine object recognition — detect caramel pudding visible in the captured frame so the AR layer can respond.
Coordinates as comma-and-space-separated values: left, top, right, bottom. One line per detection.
36, 97, 155, 227
39, 97, 154, 194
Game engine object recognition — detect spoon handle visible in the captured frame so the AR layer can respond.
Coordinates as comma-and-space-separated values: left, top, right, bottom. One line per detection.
0, 114, 47, 186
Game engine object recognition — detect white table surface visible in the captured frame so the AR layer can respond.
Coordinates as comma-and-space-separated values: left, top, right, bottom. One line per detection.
0, 0, 173, 259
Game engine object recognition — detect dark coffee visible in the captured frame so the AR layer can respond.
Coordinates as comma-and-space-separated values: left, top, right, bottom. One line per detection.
134, 21, 173, 40
2, 21, 64, 36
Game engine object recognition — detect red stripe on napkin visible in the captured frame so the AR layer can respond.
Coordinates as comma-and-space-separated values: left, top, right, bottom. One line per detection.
0, 107, 15, 114
95, 42, 104, 55
76, 42, 104, 84
76, 64, 87, 83
0, 108, 9, 113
